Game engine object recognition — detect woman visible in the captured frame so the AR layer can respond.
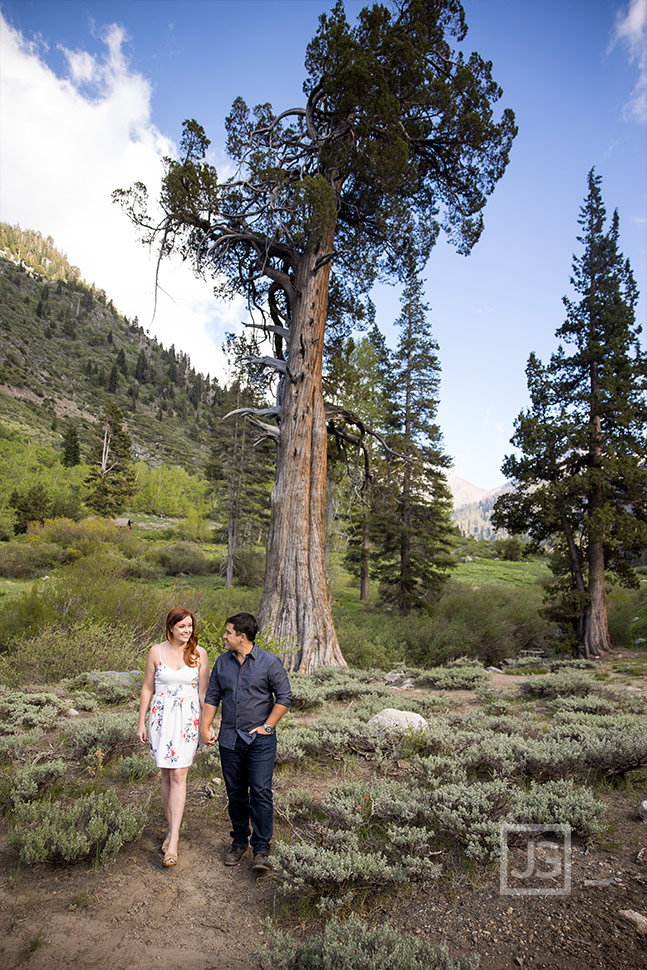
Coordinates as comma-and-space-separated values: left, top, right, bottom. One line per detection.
137, 607, 209, 867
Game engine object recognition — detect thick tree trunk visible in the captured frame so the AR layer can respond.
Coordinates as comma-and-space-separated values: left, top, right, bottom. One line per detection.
558, 508, 588, 646
399, 491, 411, 615
582, 537, 612, 658
258, 231, 346, 673
581, 370, 612, 658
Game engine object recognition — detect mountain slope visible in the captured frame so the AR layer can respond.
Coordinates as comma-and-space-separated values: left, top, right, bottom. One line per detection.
0, 227, 225, 471
447, 474, 512, 539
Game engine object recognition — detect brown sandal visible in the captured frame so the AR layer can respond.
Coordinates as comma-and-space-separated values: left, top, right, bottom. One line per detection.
163, 851, 177, 867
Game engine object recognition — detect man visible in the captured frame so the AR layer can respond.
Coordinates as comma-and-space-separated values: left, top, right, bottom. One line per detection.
200, 612, 291, 871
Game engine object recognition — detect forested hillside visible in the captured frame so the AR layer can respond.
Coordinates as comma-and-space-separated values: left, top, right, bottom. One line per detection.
0, 224, 277, 551
0, 223, 227, 469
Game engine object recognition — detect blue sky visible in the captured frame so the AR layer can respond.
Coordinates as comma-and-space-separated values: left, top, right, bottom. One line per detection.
1, 0, 645, 488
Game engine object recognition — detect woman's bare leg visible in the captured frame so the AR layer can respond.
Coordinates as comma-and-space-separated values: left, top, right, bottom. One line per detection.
160, 768, 171, 838
165, 766, 189, 854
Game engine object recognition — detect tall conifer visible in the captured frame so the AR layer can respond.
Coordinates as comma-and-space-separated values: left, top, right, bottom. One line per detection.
372, 272, 454, 613
493, 171, 647, 657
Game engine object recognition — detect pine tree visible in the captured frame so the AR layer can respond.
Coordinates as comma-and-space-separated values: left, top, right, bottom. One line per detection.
85, 402, 135, 515
8, 483, 50, 533
62, 423, 81, 467
107, 363, 119, 393
493, 170, 647, 657
134, 350, 148, 383
371, 272, 454, 613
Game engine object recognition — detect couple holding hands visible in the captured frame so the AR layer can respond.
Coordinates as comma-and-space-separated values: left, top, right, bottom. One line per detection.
137, 609, 292, 869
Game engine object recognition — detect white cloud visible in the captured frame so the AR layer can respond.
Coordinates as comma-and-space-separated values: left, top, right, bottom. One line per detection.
0, 13, 240, 380
610, 0, 647, 122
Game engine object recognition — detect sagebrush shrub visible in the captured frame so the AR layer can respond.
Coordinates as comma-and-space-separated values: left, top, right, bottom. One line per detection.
0, 685, 68, 734
414, 665, 488, 691
114, 753, 158, 782
68, 712, 137, 761
273, 840, 439, 904
519, 669, 596, 699
428, 780, 514, 860
9, 759, 67, 808
511, 779, 604, 839
9, 789, 146, 865
73, 670, 142, 704
253, 913, 479, 970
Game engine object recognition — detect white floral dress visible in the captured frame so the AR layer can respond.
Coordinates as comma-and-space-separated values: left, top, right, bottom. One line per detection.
149, 646, 201, 768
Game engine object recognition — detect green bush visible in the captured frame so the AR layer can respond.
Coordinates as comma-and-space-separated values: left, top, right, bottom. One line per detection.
219, 546, 266, 587
0, 553, 201, 665
253, 913, 479, 970
28, 517, 142, 558
8, 789, 146, 865
0, 540, 71, 577
0, 621, 142, 686
154, 541, 215, 576
412, 583, 548, 667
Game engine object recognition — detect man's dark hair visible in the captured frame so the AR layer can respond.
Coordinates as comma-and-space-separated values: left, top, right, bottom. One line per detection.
226, 612, 258, 643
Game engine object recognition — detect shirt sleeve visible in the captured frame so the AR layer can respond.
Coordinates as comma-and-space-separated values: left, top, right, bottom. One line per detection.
269, 657, 292, 708
204, 659, 222, 708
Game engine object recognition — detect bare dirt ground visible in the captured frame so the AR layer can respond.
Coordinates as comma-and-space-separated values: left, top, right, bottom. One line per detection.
1, 660, 646, 970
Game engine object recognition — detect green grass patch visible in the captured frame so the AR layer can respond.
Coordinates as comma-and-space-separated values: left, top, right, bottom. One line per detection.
451, 557, 551, 588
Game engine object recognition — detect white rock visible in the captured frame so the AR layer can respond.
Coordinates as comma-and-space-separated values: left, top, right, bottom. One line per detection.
67, 708, 80, 717
618, 910, 647, 935
368, 709, 428, 732
638, 800, 647, 820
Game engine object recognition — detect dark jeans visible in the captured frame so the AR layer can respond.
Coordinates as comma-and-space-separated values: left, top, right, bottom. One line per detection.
219, 733, 277, 855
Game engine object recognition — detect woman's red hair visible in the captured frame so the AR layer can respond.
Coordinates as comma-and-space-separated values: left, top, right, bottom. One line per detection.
165, 607, 199, 667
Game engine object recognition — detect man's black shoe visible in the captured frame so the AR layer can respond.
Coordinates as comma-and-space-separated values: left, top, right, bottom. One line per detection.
251, 853, 271, 872
224, 844, 248, 866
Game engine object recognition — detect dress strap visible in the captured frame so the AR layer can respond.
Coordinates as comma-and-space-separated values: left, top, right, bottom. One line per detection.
158, 642, 163, 666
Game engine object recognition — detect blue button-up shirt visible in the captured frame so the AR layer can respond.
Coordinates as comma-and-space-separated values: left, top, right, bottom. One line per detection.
205, 644, 292, 750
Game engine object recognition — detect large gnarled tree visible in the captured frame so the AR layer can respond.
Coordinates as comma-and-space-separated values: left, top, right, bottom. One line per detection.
115, 0, 516, 671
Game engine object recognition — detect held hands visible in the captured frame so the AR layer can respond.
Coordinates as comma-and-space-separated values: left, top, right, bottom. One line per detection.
200, 725, 217, 746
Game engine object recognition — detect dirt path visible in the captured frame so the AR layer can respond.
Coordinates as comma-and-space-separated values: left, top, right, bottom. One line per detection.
0, 818, 276, 970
